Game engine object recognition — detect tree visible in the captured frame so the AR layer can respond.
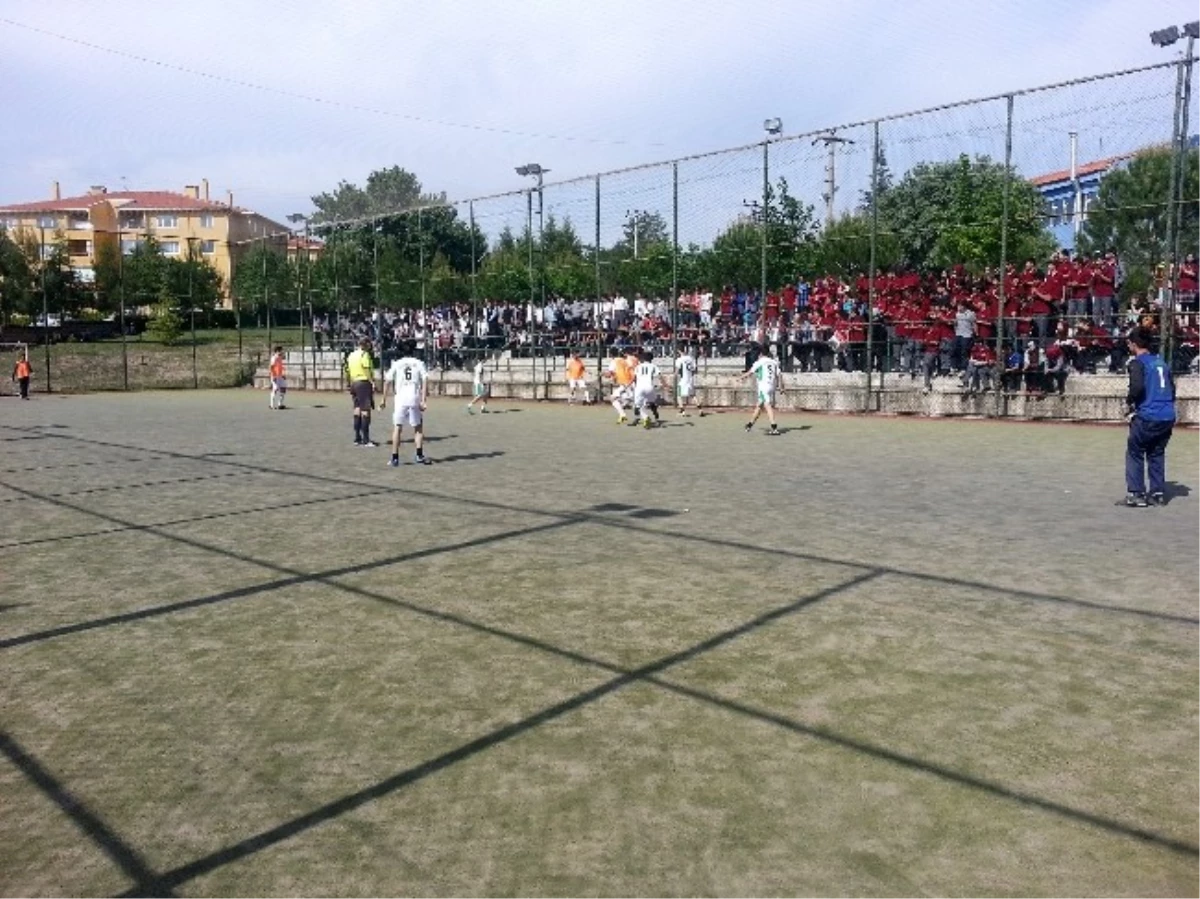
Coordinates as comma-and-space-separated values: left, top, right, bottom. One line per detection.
858, 140, 894, 212
146, 279, 184, 345
310, 166, 447, 224
0, 227, 34, 321
878, 154, 1055, 272
816, 212, 902, 280
120, 236, 170, 310
231, 244, 293, 324
702, 177, 820, 291
1077, 146, 1199, 300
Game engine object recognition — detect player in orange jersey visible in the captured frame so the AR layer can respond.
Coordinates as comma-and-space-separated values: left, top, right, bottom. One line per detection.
565, 352, 591, 405
268, 346, 287, 410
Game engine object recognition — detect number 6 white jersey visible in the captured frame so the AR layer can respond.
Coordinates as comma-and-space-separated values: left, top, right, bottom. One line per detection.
385, 356, 427, 406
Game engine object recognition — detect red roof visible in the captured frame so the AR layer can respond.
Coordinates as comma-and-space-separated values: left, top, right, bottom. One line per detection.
287, 236, 324, 250
0, 190, 231, 213
1028, 155, 1129, 187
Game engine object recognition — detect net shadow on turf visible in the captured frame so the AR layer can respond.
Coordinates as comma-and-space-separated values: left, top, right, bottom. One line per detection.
1, 423, 1196, 894
3, 423, 1193, 628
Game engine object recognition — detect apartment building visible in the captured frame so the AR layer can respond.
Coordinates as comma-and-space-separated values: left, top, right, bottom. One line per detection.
0, 180, 290, 307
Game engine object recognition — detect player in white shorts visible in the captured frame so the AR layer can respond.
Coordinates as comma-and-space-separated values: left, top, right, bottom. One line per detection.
605, 349, 635, 424
466, 356, 489, 414
381, 342, 432, 465
740, 344, 782, 435
674, 345, 704, 417
633, 350, 667, 430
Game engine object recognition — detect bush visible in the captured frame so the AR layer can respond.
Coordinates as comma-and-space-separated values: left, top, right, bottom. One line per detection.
147, 302, 184, 346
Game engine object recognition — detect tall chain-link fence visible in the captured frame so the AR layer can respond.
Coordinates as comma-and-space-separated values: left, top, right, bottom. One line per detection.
3, 60, 1196, 419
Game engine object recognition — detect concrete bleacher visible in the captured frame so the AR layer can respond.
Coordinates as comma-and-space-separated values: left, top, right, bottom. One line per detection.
254, 351, 1198, 424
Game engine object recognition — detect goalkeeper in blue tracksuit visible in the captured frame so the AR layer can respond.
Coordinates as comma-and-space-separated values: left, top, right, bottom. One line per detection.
1123, 327, 1176, 507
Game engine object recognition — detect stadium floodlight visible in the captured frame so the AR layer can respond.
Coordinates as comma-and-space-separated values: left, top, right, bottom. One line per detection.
515, 163, 546, 177
763, 117, 783, 136
1150, 25, 1181, 46
1184, 21, 1200, 39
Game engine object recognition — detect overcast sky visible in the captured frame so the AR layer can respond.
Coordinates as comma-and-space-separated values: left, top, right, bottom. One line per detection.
2, 0, 1197, 237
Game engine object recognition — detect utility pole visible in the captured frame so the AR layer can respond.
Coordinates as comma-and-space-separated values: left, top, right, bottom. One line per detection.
813, 132, 855, 230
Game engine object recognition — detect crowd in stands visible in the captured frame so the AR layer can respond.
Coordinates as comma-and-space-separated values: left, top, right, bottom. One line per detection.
309, 249, 1199, 381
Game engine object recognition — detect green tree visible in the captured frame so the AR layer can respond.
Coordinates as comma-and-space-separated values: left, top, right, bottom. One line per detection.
120, 236, 170, 309
231, 244, 293, 324
878, 154, 1055, 272
701, 177, 819, 291
310, 166, 446, 224
1077, 146, 1199, 300
0, 227, 35, 321
146, 279, 184, 345
858, 140, 895, 212
816, 212, 903, 280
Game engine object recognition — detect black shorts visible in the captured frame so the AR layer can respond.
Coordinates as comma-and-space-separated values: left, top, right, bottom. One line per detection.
350, 380, 374, 411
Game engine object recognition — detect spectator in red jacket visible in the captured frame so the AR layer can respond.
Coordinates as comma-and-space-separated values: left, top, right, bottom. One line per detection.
964, 341, 997, 395
1092, 250, 1118, 330
1044, 341, 1069, 395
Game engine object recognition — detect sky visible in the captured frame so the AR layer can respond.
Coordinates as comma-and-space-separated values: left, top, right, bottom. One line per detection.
1, 0, 1197, 243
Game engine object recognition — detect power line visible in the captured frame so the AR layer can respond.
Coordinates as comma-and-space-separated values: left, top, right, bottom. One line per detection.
0, 17, 660, 149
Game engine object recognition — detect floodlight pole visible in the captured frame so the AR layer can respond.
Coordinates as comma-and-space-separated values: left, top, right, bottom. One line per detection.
761, 137, 769, 308
1162, 30, 1196, 364
1152, 19, 1200, 360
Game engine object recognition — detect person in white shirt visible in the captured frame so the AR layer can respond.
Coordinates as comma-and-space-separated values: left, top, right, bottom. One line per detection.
674, 346, 704, 417
633, 350, 667, 429
739, 343, 782, 435
466, 356, 490, 414
380, 341, 432, 466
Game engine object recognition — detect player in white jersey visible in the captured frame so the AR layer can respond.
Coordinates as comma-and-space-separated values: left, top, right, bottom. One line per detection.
633, 350, 667, 430
466, 356, 489, 414
674, 346, 704, 417
739, 344, 782, 435
380, 342, 432, 465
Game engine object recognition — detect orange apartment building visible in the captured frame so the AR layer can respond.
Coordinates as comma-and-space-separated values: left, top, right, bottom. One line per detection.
0, 180, 291, 308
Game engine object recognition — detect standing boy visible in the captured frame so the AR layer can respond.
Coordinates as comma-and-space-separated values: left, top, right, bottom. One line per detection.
381, 343, 432, 466
268, 346, 287, 410
674, 345, 704, 417
466, 355, 490, 414
12, 352, 32, 400
1124, 327, 1176, 507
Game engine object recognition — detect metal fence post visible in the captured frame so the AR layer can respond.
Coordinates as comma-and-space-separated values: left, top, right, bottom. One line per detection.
865, 120, 880, 414
995, 94, 1014, 419
671, 161, 680, 406
595, 174, 603, 388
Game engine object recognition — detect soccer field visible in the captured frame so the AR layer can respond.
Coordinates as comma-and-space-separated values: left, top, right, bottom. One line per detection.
1, 391, 1196, 897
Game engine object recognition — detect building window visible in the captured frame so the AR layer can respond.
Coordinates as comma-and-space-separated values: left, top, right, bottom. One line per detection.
120, 212, 144, 229
68, 239, 92, 257
199, 214, 214, 228
156, 215, 178, 228
121, 239, 142, 255
38, 215, 58, 229
68, 214, 91, 230
73, 267, 96, 284
161, 241, 181, 256
39, 245, 54, 260
0, 218, 17, 230
200, 239, 216, 255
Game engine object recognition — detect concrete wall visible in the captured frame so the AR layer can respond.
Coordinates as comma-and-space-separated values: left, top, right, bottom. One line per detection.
256, 352, 1199, 425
